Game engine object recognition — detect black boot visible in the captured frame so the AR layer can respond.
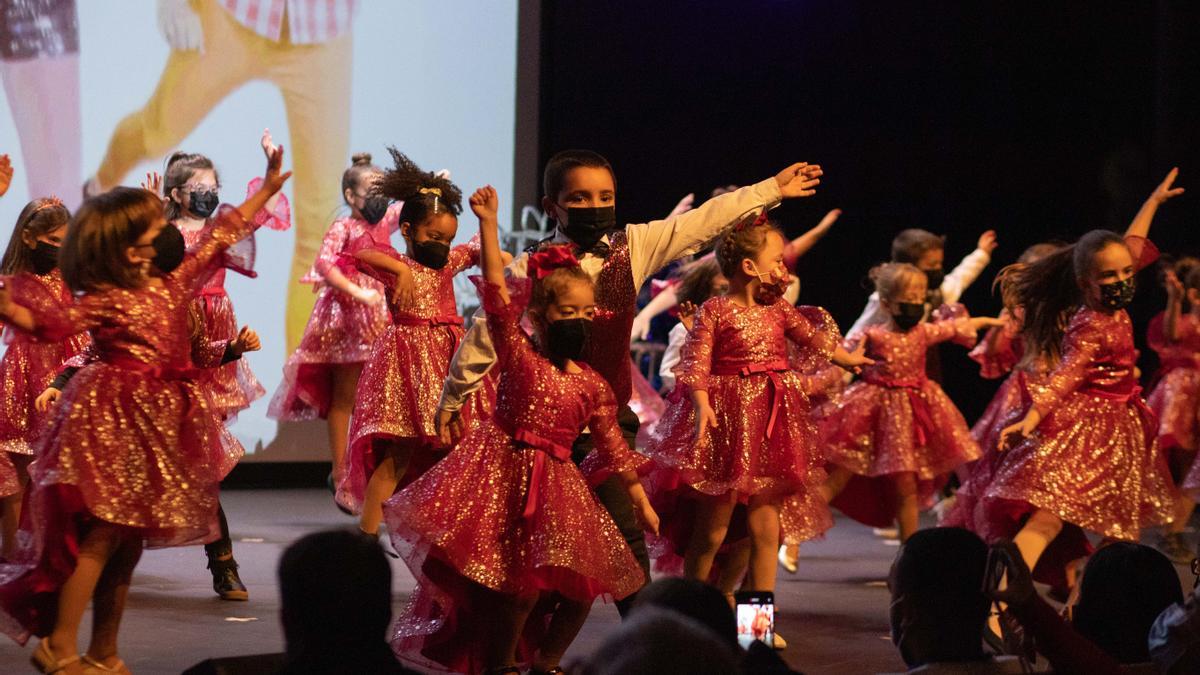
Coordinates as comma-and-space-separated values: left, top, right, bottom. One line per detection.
208, 556, 248, 601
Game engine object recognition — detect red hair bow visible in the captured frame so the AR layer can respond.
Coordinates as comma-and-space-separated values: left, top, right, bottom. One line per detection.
527, 245, 581, 279
733, 210, 770, 232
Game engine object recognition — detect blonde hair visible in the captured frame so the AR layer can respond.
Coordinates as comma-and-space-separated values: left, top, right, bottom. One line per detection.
869, 262, 925, 304
715, 213, 781, 278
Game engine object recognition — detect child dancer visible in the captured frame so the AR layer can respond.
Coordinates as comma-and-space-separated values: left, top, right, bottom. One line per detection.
0, 198, 89, 561
658, 257, 729, 392
0, 148, 289, 673
964, 168, 1182, 595
645, 214, 868, 603
336, 150, 491, 537
438, 152, 825, 612
386, 186, 658, 675
269, 153, 391, 485
821, 263, 1002, 542
1147, 264, 1200, 561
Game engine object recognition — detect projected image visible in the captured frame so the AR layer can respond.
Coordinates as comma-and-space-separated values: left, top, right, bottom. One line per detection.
0, 0, 519, 461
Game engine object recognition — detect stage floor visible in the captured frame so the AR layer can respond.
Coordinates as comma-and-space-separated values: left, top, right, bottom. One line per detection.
0, 488, 1192, 674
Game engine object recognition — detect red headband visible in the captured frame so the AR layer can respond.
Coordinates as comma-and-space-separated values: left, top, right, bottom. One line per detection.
733, 210, 770, 232
527, 245, 581, 280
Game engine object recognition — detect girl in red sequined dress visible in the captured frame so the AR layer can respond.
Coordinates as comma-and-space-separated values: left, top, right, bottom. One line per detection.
961, 168, 1183, 593
385, 186, 658, 675
0, 148, 290, 673
820, 263, 1001, 542
0, 198, 89, 562
269, 152, 392, 482
336, 150, 495, 538
644, 215, 867, 601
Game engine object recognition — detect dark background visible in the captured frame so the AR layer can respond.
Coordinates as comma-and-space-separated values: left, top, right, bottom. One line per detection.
536, 0, 1200, 420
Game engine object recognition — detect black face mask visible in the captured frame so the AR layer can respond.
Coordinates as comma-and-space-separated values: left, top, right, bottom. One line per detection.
411, 239, 451, 270
545, 318, 591, 365
30, 241, 60, 275
558, 206, 615, 250
892, 302, 925, 331
187, 190, 219, 219
922, 267, 945, 290
359, 196, 390, 225
152, 224, 187, 274
1098, 277, 1136, 310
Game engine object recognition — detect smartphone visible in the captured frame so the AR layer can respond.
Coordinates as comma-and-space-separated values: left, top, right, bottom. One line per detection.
734, 590, 775, 649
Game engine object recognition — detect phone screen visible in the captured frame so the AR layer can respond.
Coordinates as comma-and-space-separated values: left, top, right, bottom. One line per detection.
735, 592, 775, 649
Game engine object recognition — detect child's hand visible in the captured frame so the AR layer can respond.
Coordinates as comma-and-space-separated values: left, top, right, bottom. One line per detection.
469, 185, 499, 222
774, 163, 823, 199
391, 265, 416, 308
351, 286, 383, 306
1150, 167, 1184, 205
976, 229, 998, 255
633, 496, 661, 536
998, 409, 1041, 451
693, 400, 718, 440
435, 408, 463, 446
968, 316, 1007, 332
630, 314, 651, 342
1165, 270, 1184, 302
667, 193, 695, 219
261, 145, 293, 195
260, 128, 278, 158
230, 326, 261, 356
678, 301, 698, 331
35, 387, 61, 412
140, 171, 164, 198
814, 208, 841, 235
0, 154, 12, 197
833, 342, 873, 373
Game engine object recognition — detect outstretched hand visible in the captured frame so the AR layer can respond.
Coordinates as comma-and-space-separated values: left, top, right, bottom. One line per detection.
774, 163, 823, 198
469, 185, 499, 222
262, 145, 292, 194
1166, 270, 1184, 302
976, 229, 999, 255
1151, 167, 1185, 205
140, 171, 164, 198
260, 128, 278, 158
230, 326, 261, 355
0, 154, 12, 197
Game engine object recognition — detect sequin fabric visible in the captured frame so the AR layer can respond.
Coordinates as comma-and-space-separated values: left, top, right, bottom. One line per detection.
582, 231, 637, 406
179, 223, 265, 420
268, 215, 391, 420
1146, 314, 1200, 453
337, 236, 485, 514
0, 270, 89, 457
958, 306, 1176, 550
0, 207, 251, 643
0, 452, 18, 498
386, 277, 645, 674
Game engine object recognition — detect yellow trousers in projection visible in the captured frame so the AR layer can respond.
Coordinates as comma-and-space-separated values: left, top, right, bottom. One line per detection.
95, 0, 351, 350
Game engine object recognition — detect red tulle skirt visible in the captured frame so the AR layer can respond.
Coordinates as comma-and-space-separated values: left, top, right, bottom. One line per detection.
0, 333, 89, 456
1148, 367, 1200, 453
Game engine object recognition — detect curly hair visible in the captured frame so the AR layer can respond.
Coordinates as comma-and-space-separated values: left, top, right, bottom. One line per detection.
372, 148, 462, 228
714, 213, 781, 278
1, 197, 71, 275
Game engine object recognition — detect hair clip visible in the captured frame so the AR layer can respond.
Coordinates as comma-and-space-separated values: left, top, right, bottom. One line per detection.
527, 244, 581, 279
32, 196, 64, 214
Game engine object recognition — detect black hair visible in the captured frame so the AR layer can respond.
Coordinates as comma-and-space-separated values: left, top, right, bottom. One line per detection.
542, 149, 615, 201
373, 148, 462, 228
891, 229, 946, 265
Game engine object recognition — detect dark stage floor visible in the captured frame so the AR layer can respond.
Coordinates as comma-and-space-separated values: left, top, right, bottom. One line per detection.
0, 489, 1193, 674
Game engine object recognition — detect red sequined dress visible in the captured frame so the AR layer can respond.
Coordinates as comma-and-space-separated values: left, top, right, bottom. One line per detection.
0, 270, 90, 497
385, 277, 646, 674
0, 206, 253, 644
268, 208, 393, 420
643, 298, 837, 573
1146, 314, 1200, 463
336, 235, 487, 514
820, 317, 982, 528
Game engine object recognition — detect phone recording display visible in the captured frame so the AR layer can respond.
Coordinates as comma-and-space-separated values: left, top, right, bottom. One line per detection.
735, 591, 775, 649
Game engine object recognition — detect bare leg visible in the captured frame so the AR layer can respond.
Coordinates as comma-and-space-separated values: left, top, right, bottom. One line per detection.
746, 496, 781, 592
2, 454, 33, 559
487, 591, 538, 669
820, 466, 854, 503
1167, 450, 1196, 534
988, 508, 1064, 634
85, 535, 143, 672
327, 363, 363, 477
47, 524, 124, 669
892, 472, 920, 543
717, 539, 751, 595
533, 596, 592, 671
684, 493, 737, 582
359, 439, 413, 535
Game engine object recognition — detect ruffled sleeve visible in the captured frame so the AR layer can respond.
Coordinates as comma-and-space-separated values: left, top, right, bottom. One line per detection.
346, 232, 403, 287
448, 234, 482, 275
1030, 309, 1104, 415
192, 336, 232, 369
970, 316, 1022, 379
927, 302, 978, 348
245, 177, 291, 231
784, 304, 840, 363
173, 205, 255, 294
673, 298, 717, 392
310, 219, 351, 280
579, 379, 647, 484
1124, 235, 1159, 272
470, 274, 534, 370
0, 272, 96, 342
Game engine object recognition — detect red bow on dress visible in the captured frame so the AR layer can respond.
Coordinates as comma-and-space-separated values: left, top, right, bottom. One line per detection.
527, 245, 581, 279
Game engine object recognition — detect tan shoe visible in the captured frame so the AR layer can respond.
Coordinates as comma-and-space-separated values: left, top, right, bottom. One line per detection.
31, 639, 79, 674
81, 654, 130, 675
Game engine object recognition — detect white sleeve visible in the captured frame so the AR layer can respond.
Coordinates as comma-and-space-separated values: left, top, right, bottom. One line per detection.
658, 323, 689, 391
846, 293, 888, 343
626, 177, 782, 290
941, 248, 991, 304
438, 254, 530, 412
